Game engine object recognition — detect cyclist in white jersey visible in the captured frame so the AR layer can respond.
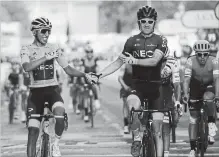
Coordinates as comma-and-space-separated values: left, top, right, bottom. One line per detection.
161, 49, 182, 157
20, 17, 93, 157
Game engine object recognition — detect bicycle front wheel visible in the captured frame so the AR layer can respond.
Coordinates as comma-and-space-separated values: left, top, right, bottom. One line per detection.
40, 133, 50, 157
142, 130, 156, 157
89, 96, 94, 128
199, 114, 208, 157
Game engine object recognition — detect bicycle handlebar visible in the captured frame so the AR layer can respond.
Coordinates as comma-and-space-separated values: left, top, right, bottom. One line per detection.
189, 99, 213, 103
131, 108, 170, 113
29, 114, 64, 119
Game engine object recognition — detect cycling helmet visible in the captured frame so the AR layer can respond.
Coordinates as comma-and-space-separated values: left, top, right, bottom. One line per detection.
137, 6, 157, 20
84, 45, 93, 53
193, 40, 211, 52
30, 17, 52, 31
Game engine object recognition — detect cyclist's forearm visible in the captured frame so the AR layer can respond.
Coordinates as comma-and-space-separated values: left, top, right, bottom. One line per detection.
64, 65, 85, 77
99, 58, 123, 79
173, 82, 181, 101
22, 56, 47, 72
215, 78, 219, 98
183, 76, 191, 95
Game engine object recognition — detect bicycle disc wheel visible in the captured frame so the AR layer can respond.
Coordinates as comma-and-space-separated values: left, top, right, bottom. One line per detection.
40, 133, 50, 157
142, 130, 156, 157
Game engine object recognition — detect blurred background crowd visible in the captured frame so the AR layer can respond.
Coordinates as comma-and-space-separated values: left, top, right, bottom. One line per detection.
1, 0, 219, 90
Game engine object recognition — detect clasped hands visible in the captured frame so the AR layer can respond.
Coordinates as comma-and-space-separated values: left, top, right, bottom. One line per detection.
85, 72, 102, 85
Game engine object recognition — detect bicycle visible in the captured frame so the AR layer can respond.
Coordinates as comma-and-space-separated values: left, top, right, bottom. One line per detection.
27, 102, 68, 157
189, 99, 209, 157
130, 98, 172, 157
82, 83, 95, 128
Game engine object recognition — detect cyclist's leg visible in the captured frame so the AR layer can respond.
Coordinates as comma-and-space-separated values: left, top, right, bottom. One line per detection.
120, 88, 129, 133
26, 89, 43, 157
127, 91, 141, 157
162, 85, 173, 156
150, 88, 164, 157
50, 86, 65, 156
203, 87, 217, 143
8, 88, 15, 124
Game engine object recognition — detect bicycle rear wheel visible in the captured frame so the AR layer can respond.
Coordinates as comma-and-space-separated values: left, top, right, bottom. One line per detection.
142, 129, 156, 157
40, 133, 50, 157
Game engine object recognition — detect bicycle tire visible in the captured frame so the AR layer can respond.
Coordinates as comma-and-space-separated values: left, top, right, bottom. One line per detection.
40, 133, 50, 157
199, 114, 205, 157
89, 96, 94, 128
142, 129, 156, 157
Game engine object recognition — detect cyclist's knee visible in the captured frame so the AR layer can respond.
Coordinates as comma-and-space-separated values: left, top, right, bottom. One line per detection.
28, 119, 40, 128
52, 102, 65, 115
127, 94, 141, 110
203, 91, 215, 101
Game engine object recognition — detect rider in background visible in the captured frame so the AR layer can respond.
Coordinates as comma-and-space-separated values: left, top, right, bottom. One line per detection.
118, 64, 132, 134
179, 44, 193, 87
81, 45, 101, 113
161, 49, 182, 157
8, 62, 23, 123
183, 40, 219, 157
68, 58, 85, 115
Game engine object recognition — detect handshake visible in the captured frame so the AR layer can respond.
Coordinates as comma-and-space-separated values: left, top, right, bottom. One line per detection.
84, 73, 102, 85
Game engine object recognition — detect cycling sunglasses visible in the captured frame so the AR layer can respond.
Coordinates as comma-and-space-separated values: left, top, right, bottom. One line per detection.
139, 19, 154, 24
197, 52, 209, 57
39, 28, 51, 35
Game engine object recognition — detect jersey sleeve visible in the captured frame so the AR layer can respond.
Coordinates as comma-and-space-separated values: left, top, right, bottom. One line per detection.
171, 60, 180, 83
213, 58, 219, 78
20, 46, 30, 64
121, 37, 133, 55
156, 35, 168, 56
56, 45, 69, 68
184, 58, 193, 78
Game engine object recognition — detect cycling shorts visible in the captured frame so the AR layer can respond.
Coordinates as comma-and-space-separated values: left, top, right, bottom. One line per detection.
27, 86, 64, 121
190, 79, 215, 100
129, 86, 163, 110
189, 79, 215, 110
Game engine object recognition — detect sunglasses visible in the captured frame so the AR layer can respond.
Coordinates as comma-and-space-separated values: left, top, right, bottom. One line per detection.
197, 52, 209, 57
86, 51, 93, 54
39, 28, 51, 35
139, 20, 154, 24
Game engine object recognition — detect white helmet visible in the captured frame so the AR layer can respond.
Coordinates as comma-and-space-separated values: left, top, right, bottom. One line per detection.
193, 40, 211, 52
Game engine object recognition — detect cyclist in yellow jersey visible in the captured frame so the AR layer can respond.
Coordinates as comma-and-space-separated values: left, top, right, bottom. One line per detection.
183, 40, 219, 157
161, 49, 182, 157
20, 17, 94, 157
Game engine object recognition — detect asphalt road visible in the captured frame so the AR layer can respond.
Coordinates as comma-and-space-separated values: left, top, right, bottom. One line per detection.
1, 78, 219, 157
